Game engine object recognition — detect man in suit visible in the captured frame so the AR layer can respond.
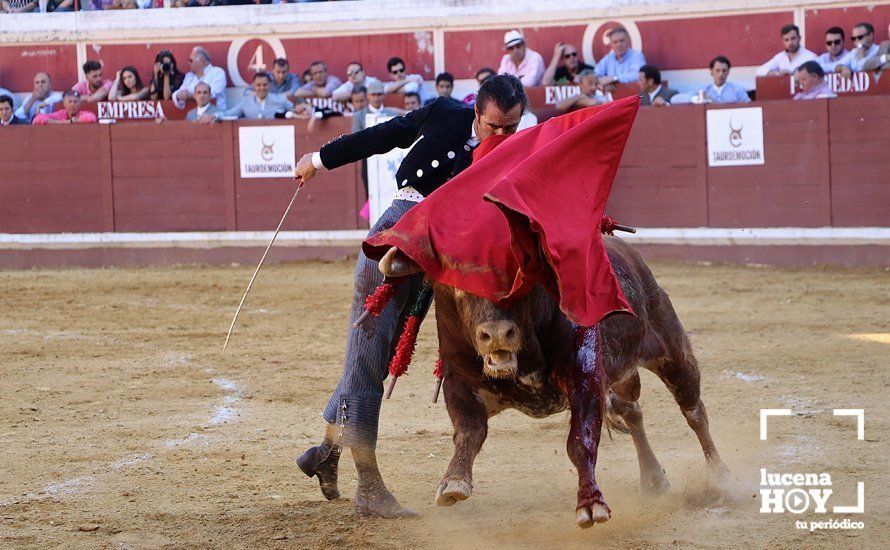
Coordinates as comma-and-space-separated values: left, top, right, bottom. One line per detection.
293, 75, 527, 518
638, 65, 677, 107
207, 72, 292, 121
0, 95, 22, 126
185, 82, 220, 122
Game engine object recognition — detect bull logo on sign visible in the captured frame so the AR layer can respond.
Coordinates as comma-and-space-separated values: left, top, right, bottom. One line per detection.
260, 134, 275, 161
728, 116, 743, 148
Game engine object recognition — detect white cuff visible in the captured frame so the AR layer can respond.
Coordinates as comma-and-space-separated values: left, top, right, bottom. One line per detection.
311, 151, 326, 170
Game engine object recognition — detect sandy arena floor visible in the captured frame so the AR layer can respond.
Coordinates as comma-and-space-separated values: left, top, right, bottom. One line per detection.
0, 257, 887, 549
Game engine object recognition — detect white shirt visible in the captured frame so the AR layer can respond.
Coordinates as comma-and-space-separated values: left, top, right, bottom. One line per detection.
648, 84, 663, 104
843, 43, 881, 71
196, 103, 212, 117
818, 50, 852, 73
756, 48, 818, 77
331, 77, 382, 100
173, 64, 228, 110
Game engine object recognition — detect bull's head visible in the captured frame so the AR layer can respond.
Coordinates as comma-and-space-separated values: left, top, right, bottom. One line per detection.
379, 247, 533, 380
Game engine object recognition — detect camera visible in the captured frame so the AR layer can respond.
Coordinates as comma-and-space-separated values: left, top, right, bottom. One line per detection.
161, 61, 172, 73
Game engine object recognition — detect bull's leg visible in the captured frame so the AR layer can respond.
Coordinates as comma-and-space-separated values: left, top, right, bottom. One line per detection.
436, 378, 489, 506
609, 372, 671, 493
653, 357, 730, 485
565, 327, 610, 528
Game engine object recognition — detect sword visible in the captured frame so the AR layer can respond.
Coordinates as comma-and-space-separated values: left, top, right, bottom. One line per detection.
223, 178, 304, 351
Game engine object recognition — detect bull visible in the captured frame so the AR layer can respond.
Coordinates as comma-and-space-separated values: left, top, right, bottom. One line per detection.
379, 235, 730, 528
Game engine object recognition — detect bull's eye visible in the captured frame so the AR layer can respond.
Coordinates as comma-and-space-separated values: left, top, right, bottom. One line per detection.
480, 332, 491, 343
505, 327, 516, 341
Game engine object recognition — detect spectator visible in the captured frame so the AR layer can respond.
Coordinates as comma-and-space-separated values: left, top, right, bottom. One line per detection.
32, 90, 98, 125
301, 69, 312, 85
186, 0, 223, 5
846, 22, 880, 71
700, 56, 750, 104
756, 24, 817, 76
185, 82, 220, 121
331, 61, 382, 102
293, 61, 342, 99
149, 50, 186, 101
818, 27, 852, 74
269, 58, 300, 95
863, 23, 890, 71
0, 95, 21, 126
596, 27, 647, 87
497, 30, 545, 86
384, 56, 427, 101
543, 42, 594, 85
462, 67, 495, 105
15, 72, 63, 123
638, 65, 677, 106
174, 46, 228, 109
351, 82, 399, 133
349, 86, 368, 113
72, 60, 113, 103
50, 0, 75, 11
109, 66, 149, 102
793, 61, 836, 100
555, 71, 608, 113
424, 72, 454, 105
90, 0, 137, 10
0, 83, 14, 110
2, 0, 37, 12
208, 71, 292, 121
403, 91, 421, 111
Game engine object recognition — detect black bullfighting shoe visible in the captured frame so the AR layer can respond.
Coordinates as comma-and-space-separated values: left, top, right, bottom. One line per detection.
296, 440, 342, 501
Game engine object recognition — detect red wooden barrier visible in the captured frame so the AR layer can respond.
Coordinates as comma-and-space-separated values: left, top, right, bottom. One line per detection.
1, 96, 889, 238
110, 122, 235, 231
707, 100, 831, 227
756, 72, 890, 100
0, 125, 113, 233
607, 105, 708, 227
233, 117, 364, 231
828, 96, 890, 227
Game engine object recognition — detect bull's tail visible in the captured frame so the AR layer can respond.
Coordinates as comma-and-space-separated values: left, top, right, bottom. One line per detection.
604, 392, 631, 438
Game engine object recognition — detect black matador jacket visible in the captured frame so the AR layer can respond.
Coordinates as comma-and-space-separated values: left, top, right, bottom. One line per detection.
319, 97, 476, 197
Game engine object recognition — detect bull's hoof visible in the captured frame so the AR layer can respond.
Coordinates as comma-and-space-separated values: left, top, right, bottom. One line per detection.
575, 502, 610, 528
435, 479, 472, 506
641, 470, 671, 494
355, 485, 418, 518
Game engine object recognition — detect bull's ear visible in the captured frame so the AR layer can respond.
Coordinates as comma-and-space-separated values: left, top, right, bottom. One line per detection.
379, 246, 423, 277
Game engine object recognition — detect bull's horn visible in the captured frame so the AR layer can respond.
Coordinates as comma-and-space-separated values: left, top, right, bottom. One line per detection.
378, 247, 423, 277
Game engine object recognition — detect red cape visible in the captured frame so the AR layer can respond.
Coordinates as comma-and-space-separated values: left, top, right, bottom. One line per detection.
364, 95, 640, 326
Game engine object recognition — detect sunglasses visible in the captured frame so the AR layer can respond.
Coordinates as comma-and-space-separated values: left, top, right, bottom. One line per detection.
851, 34, 870, 41
346, 69, 363, 76
826, 39, 842, 46
390, 67, 405, 75
563, 52, 578, 59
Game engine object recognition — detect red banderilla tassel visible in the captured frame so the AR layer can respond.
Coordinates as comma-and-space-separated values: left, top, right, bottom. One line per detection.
600, 214, 636, 235
384, 316, 421, 399
353, 278, 404, 328
431, 358, 444, 403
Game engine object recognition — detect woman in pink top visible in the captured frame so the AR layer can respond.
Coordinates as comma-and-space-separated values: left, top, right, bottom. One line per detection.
32, 91, 98, 125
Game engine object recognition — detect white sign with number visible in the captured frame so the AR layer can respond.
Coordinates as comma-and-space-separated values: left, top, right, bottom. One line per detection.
706, 107, 765, 167
238, 126, 296, 179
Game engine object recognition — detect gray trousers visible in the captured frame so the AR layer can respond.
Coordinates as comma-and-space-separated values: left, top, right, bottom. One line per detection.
322, 199, 420, 448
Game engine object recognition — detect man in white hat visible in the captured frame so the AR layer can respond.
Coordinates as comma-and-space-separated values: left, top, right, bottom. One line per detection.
497, 29, 546, 86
